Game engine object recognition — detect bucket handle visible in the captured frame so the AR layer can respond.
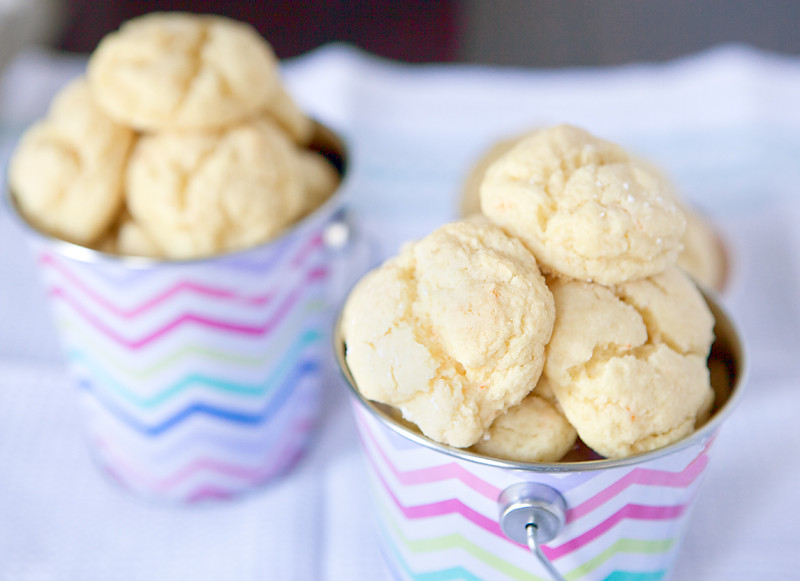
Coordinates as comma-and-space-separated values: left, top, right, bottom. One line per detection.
498, 482, 567, 581
323, 208, 380, 305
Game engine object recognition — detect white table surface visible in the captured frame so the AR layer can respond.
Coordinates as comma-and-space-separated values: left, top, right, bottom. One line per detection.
1, 43, 799, 580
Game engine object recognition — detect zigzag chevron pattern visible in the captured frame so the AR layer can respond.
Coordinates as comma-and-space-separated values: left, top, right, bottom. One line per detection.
33, 215, 336, 502
76, 360, 319, 436
88, 377, 319, 500
352, 403, 717, 580
46, 266, 328, 350
66, 329, 323, 408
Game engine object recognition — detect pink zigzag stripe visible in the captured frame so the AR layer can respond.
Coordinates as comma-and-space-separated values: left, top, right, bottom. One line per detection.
373, 464, 504, 537
353, 409, 606, 495
158, 418, 316, 491
39, 230, 319, 290
358, 407, 712, 521
40, 253, 277, 315
368, 450, 691, 561
156, 452, 300, 492
92, 431, 308, 494
154, 420, 316, 491
291, 233, 323, 268
546, 503, 688, 560
187, 486, 237, 502
566, 452, 709, 522
355, 406, 502, 501
49, 267, 328, 349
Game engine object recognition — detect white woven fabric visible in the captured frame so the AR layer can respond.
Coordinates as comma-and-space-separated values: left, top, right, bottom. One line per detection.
1, 43, 799, 580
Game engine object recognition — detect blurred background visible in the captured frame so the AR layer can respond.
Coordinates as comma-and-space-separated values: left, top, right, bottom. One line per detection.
2, 0, 800, 71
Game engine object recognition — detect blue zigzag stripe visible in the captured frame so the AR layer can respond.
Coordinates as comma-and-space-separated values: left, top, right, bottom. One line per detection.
66, 329, 321, 408
78, 359, 318, 437
605, 572, 667, 581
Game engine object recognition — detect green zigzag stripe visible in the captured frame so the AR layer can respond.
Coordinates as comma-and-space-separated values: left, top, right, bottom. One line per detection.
564, 538, 672, 581
66, 327, 321, 408
55, 299, 326, 377
378, 499, 545, 581
377, 494, 673, 580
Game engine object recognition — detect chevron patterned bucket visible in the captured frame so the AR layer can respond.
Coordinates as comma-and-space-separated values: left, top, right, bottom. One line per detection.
336, 293, 746, 581
9, 122, 350, 503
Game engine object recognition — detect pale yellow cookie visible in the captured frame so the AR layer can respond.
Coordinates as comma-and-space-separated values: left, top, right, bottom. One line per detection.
341, 217, 555, 448
677, 205, 727, 292
480, 124, 686, 285
87, 12, 280, 131
8, 78, 135, 246
633, 157, 729, 292
125, 117, 304, 259
471, 393, 577, 462
543, 266, 715, 459
463, 131, 727, 292
268, 85, 314, 145
93, 211, 163, 258
297, 149, 340, 217
94, 229, 118, 254
116, 214, 164, 258
460, 136, 518, 216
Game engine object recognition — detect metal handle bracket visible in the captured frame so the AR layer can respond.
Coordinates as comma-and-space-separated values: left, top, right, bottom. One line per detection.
498, 482, 567, 581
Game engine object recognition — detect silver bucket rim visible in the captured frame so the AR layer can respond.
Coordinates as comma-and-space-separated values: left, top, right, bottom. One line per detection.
5, 120, 349, 269
334, 288, 747, 473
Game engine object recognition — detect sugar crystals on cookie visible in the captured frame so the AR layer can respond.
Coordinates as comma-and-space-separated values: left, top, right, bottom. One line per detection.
480, 124, 686, 285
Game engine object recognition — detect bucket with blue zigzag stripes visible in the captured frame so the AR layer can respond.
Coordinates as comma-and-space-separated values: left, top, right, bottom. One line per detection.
13, 122, 352, 503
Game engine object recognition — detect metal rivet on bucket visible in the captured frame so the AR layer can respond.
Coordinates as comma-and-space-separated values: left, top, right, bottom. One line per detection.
499, 482, 567, 581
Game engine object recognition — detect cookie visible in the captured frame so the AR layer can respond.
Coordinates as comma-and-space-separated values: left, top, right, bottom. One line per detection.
125, 117, 304, 258
632, 156, 729, 292
677, 204, 728, 291
94, 211, 163, 258
116, 214, 163, 258
8, 78, 135, 246
341, 217, 555, 448
87, 12, 281, 131
297, 149, 340, 217
480, 124, 686, 285
543, 266, 715, 458
268, 85, 314, 145
460, 136, 518, 216
471, 392, 577, 462
464, 131, 728, 292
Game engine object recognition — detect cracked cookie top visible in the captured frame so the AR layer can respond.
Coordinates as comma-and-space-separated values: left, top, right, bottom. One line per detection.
470, 391, 577, 462
87, 12, 282, 131
543, 266, 715, 458
480, 124, 687, 285
8, 79, 135, 246
341, 217, 556, 448
125, 117, 304, 258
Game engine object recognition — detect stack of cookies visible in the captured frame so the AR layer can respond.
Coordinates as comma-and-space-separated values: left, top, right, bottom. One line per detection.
460, 128, 728, 292
342, 124, 717, 461
9, 12, 340, 259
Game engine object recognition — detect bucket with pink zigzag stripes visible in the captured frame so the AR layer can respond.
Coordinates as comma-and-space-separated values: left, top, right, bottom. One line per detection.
10, 123, 356, 503
336, 293, 746, 580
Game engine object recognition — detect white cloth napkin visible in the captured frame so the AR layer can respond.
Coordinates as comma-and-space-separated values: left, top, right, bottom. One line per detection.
2, 43, 800, 580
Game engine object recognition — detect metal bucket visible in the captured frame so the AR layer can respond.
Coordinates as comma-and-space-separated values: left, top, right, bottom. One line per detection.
335, 291, 746, 580
7, 121, 352, 503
